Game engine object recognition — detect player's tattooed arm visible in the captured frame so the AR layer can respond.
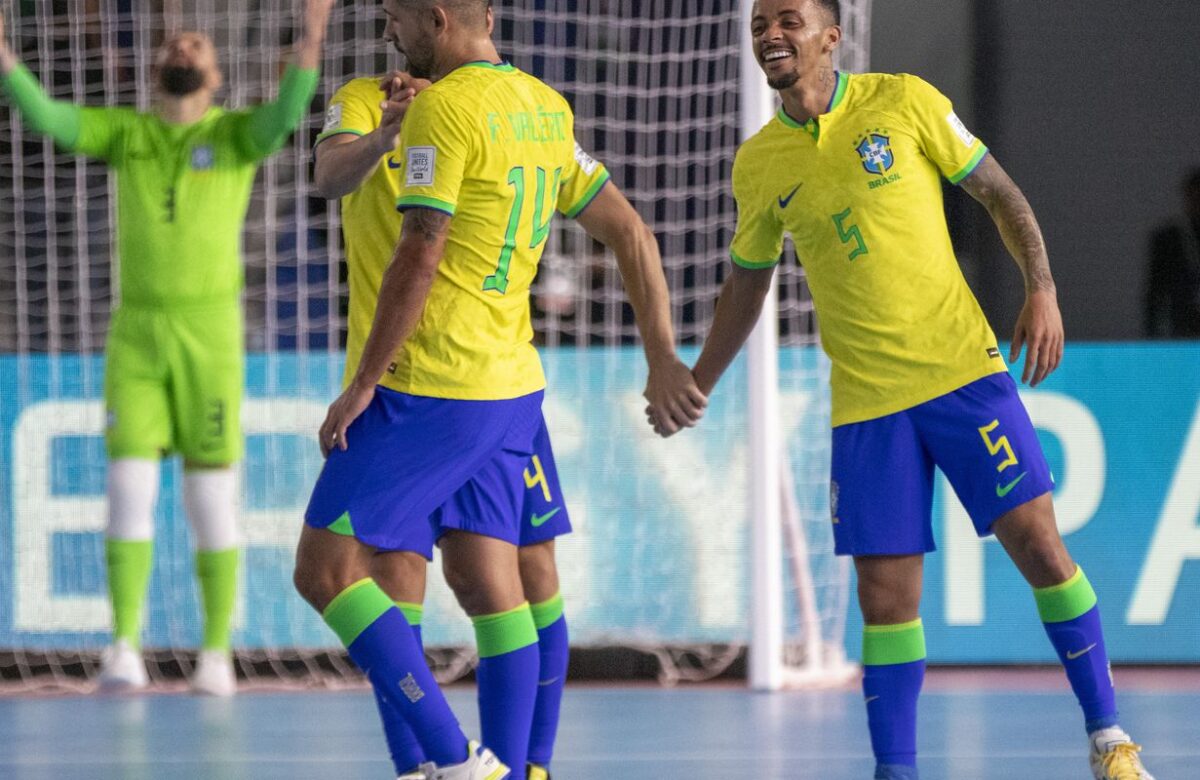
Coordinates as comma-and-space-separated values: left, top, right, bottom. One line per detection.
959, 154, 1055, 295
960, 154, 1064, 387
318, 207, 449, 455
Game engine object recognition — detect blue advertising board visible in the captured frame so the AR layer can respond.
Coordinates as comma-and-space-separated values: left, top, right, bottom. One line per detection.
1, 345, 1197, 661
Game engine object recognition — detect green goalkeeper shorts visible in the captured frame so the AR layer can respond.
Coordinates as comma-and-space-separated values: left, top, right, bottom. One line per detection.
104, 304, 244, 464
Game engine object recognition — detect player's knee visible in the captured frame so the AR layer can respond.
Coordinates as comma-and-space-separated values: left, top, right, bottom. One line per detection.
443, 558, 521, 617
518, 543, 560, 603
292, 549, 361, 612
370, 552, 427, 603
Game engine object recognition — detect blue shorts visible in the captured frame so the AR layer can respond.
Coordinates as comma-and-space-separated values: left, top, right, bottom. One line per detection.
831, 372, 1054, 556
433, 415, 572, 546
304, 387, 546, 555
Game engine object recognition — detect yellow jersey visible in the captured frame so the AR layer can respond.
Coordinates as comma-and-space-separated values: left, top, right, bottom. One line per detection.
344, 62, 608, 400
315, 76, 406, 388
731, 72, 1005, 426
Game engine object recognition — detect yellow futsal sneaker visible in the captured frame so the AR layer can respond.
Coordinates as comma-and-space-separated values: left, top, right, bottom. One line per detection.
1090, 727, 1155, 780
397, 770, 428, 780
526, 764, 550, 780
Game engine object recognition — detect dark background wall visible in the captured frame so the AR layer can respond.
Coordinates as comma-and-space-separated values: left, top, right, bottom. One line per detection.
870, 0, 1200, 340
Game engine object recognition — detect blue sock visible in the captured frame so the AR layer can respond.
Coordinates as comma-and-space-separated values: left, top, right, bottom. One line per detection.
373, 602, 427, 774
474, 602, 540, 770
323, 579, 467, 766
862, 619, 925, 772
1034, 567, 1119, 733
528, 593, 568, 768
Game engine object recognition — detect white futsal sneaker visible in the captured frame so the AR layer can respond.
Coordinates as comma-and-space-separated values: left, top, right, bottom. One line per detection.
189, 649, 237, 697
420, 741, 510, 780
97, 638, 148, 691
1089, 726, 1155, 779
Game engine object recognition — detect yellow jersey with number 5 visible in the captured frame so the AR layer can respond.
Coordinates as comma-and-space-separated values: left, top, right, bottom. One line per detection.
385, 61, 609, 400
730, 71, 1006, 426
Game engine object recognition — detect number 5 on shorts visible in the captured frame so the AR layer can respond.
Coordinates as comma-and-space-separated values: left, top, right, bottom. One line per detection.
978, 419, 1018, 472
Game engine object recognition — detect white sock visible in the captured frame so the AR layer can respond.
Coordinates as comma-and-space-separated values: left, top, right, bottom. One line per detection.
183, 467, 239, 551
106, 459, 159, 540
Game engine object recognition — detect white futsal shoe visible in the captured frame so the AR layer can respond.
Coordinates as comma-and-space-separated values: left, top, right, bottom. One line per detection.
420, 741, 510, 780
189, 649, 237, 697
397, 770, 429, 780
1089, 726, 1155, 779
97, 638, 148, 691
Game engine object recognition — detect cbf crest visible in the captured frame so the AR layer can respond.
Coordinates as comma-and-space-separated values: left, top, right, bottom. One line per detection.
191, 144, 215, 170
854, 131, 893, 175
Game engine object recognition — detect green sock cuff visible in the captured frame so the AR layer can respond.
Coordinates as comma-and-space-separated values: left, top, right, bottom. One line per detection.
195, 547, 238, 574
1034, 566, 1097, 623
106, 538, 153, 564
472, 603, 538, 658
529, 592, 564, 630
396, 601, 424, 627
863, 618, 926, 666
322, 579, 394, 647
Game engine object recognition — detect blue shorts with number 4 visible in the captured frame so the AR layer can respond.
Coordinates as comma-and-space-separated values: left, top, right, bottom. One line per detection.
433, 416, 572, 547
304, 387, 570, 557
831, 372, 1054, 556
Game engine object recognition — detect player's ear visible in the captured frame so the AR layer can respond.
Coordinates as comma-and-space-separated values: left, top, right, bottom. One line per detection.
822, 22, 842, 54
430, 4, 449, 33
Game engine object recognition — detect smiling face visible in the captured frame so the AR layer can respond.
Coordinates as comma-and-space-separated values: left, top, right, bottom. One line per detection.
751, 0, 840, 91
154, 31, 221, 97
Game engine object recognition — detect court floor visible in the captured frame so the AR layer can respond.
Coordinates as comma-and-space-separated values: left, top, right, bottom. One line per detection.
0, 670, 1195, 779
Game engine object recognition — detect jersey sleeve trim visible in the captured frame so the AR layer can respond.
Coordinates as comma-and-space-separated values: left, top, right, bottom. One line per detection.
563, 171, 611, 219
314, 128, 365, 145
948, 145, 989, 185
730, 250, 780, 270
396, 195, 456, 216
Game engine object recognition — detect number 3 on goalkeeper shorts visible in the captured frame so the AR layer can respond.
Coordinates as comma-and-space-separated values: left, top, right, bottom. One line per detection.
483, 165, 562, 294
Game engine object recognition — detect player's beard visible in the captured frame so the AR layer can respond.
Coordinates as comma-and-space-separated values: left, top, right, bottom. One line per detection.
160, 66, 206, 96
766, 70, 801, 90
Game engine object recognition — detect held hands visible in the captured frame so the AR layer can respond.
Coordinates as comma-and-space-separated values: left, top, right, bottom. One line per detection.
318, 381, 375, 458
643, 357, 708, 438
373, 71, 430, 152
1011, 288, 1064, 387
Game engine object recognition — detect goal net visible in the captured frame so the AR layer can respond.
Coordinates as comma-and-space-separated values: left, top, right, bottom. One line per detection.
0, 0, 869, 691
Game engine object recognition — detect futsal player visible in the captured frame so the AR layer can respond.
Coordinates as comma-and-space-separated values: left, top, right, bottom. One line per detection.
0, 0, 333, 696
292, 0, 705, 778
678, 1, 1155, 778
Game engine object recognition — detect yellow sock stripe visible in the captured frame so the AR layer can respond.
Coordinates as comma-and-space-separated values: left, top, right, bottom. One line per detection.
321, 578, 393, 647
529, 592, 564, 630
1034, 566, 1097, 623
471, 602, 538, 658
863, 618, 926, 666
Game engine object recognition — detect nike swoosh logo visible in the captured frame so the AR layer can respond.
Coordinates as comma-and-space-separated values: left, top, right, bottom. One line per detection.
530, 507, 561, 527
864, 695, 880, 704
386, 156, 402, 169
777, 183, 802, 209
538, 677, 560, 687
1066, 643, 1097, 661
996, 471, 1028, 498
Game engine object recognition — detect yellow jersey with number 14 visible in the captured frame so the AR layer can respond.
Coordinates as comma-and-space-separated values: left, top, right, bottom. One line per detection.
384, 61, 609, 400
731, 72, 1006, 427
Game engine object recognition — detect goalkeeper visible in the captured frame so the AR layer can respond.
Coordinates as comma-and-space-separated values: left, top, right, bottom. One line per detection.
0, 0, 333, 696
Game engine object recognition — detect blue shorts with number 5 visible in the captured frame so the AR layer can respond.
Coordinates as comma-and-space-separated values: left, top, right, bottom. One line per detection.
831, 372, 1054, 556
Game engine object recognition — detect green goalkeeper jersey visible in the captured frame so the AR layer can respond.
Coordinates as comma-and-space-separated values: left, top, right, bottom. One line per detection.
2, 65, 318, 309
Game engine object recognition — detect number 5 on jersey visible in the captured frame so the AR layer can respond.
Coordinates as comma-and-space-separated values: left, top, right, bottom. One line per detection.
484, 165, 562, 294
